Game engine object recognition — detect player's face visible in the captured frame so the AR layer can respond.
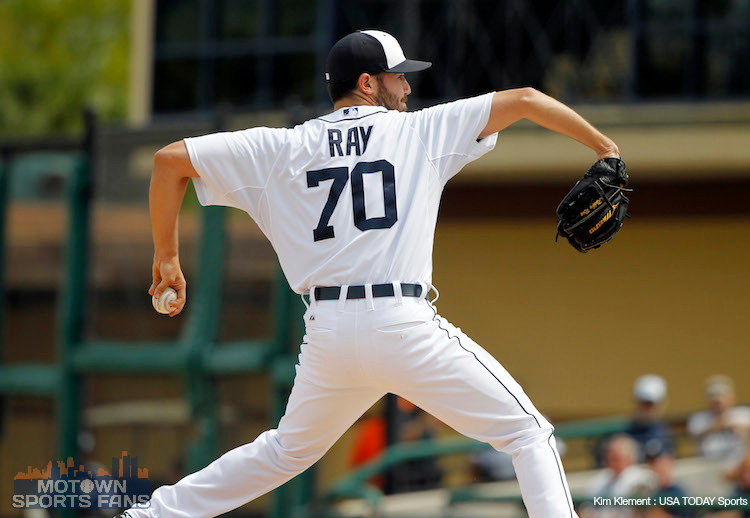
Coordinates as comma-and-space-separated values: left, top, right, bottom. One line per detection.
374, 73, 411, 111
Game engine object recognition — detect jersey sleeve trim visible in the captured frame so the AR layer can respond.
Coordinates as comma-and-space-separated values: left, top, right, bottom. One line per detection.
430, 133, 499, 170
428, 134, 499, 162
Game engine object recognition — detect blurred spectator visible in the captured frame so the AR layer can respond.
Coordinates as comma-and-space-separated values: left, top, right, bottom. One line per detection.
584, 435, 655, 518
594, 375, 674, 467
644, 440, 692, 518
391, 397, 443, 492
349, 408, 386, 489
469, 447, 515, 482
687, 376, 750, 462
469, 416, 566, 482
349, 398, 444, 492
627, 375, 675, 462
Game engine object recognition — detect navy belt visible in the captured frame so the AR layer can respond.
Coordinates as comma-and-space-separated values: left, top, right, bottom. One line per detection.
312, 283, 424, 301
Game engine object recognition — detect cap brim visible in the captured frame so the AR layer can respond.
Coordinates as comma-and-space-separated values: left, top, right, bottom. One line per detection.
386, 59, 432, 73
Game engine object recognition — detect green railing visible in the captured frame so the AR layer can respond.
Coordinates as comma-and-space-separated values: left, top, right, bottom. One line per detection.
0, 112, 310, 518
321, 414, 748, 517
322, 415, 633, 510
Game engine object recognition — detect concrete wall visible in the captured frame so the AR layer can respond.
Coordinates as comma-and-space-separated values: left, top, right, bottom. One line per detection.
431, 217, 750, 418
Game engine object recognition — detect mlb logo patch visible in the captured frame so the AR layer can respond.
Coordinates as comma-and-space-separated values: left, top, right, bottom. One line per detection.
343, 107, 358, 116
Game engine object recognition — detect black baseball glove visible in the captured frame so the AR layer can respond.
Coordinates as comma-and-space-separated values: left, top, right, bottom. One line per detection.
555, 157, 631, 253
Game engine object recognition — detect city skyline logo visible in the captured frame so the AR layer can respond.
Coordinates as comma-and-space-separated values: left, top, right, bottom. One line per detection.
13, 451, 151, 509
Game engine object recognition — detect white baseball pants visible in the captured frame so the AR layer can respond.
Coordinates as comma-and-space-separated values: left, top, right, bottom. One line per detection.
128, 286, 577, 518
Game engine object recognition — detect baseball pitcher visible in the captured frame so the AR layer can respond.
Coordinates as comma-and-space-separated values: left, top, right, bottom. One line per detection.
125, 30, 626, 518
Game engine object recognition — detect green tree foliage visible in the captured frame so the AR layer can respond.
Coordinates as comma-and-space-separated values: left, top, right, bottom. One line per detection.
0, 0, 131, 137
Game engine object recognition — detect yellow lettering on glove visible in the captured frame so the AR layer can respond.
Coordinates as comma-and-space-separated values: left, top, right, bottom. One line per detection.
589, 202, 620, 234
580, 198, 603, 217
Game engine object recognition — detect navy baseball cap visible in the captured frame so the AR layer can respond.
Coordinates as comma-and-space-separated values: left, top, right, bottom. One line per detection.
325, 30, 432, 83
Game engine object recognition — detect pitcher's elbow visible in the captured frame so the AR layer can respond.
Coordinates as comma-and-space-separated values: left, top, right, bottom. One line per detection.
517, 87, 541, 108
154, 143, 177, 168
152, 141, 194, 179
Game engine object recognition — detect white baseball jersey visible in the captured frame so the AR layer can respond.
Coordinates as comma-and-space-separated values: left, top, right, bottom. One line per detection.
185, 92, 498, 293
130, 91, 580, 518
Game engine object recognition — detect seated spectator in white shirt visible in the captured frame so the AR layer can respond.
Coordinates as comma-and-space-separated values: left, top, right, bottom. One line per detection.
584, 435, 655, 518
688, 375, 750, 463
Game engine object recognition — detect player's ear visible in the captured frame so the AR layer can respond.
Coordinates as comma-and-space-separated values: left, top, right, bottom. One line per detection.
358, 73, 376, 96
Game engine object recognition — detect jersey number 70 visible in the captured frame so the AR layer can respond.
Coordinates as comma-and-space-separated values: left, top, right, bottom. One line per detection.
306, 159, 397, 242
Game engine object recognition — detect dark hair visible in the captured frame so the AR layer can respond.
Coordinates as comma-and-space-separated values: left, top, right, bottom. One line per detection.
327, 77, 359, 103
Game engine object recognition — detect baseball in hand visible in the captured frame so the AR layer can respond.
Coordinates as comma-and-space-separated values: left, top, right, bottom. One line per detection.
152, 287, 177, 315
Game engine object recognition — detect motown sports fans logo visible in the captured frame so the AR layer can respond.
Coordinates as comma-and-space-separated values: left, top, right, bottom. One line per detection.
13, 451, 150, 509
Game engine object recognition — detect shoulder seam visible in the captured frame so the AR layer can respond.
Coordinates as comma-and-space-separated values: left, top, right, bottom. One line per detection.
404, 114, 443, 182
262, 128, 289, 191
260, 188, 275, 247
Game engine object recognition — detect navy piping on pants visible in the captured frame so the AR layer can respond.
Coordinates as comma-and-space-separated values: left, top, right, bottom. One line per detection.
428, 303, 574, 518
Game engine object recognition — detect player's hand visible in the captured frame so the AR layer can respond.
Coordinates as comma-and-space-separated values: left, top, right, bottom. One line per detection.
149, 254, 187, 317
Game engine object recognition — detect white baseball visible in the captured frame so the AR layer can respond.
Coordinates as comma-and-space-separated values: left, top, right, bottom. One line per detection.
152, 287, 177, 314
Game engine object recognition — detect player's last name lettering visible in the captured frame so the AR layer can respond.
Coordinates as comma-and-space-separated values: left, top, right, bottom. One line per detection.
327, 126, 373, 157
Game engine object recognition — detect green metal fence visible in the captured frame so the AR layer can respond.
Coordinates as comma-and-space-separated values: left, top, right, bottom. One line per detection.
322, 415, 632, 508
319, 415, 739, 518
0, 112, 311, 517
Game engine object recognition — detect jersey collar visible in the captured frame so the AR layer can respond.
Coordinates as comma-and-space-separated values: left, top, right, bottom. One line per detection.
318, 105, 388, 123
